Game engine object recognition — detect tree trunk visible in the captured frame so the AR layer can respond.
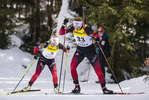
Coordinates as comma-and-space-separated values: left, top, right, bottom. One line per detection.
35, 0, 40, 43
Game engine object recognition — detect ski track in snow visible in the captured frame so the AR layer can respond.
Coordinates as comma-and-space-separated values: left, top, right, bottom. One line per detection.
0, 76, 149, 100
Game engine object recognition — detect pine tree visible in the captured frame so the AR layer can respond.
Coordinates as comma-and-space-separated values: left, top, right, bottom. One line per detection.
0, 0, 62, 51
0, 0, 20, 49
19, 0, 62, 53
82, 0, 149, 81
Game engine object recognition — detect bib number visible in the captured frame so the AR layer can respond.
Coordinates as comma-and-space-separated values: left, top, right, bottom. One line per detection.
77, 37, 85, 43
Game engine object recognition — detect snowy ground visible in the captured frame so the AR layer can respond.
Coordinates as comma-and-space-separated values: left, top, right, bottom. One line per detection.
0, 76, 149, 100
0, 32, 149, 100
0, 0, 149, 100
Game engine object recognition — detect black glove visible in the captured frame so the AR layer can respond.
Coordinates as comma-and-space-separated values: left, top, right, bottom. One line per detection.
34, 55, 38, 59
95, 37, 99, 41
66, 45, 70, 50
63, 18, 69, 25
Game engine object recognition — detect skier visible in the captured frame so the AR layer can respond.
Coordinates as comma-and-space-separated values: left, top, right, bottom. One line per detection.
59, 17, 113, 94
23, 33, 70, 93
93, 27, 111, 78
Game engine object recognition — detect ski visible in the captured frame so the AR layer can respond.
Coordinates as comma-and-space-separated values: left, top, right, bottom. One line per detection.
114, 92, 145, 95
57, 92, 86, 95
54, 92, 145, 95
2, 89, 41, 95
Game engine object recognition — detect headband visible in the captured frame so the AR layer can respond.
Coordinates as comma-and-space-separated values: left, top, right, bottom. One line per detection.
73, 21, 82, 28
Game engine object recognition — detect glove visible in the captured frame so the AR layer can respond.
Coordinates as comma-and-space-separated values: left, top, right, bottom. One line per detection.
93, 33, 102, 41
63, 18, 69, 25
95, 37, 99, 41
34, 55, 38, 59
64, 45, 70, 53
66, 45, 70, 50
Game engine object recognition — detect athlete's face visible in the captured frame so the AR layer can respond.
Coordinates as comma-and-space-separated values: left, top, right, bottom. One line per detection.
51, 37, 59, 47
73, 21, 82, 31
75, 26, 81, 31
98, 29, 104, 35
51, 41, 57, 47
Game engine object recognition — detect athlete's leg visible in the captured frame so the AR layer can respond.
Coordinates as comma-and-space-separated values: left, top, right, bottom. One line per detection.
70, 50, 84, 93
71, 50, 84, 84
48, 60, 58, 88
88, 54, 114, 94
98, 55, 106, 77
86, 50, 106, 88
29, 60, 45, 85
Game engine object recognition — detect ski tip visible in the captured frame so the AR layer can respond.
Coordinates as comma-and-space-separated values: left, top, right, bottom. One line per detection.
1, 93, 6, 96
1, 92, 11, 96
1, 89, 41, 96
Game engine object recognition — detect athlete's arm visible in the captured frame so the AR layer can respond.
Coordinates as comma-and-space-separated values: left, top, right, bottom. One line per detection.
59, 25, 74, 35
84, 26, 102, 40
59, 43, 68, 53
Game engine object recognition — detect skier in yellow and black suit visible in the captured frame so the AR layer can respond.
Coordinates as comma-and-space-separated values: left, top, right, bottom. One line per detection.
24, 34, 70, 93
59, 17, 113, 94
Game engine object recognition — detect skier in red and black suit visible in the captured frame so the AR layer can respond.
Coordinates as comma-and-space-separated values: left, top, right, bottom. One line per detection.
24, 33, 70, 93
59, 17, 113, 94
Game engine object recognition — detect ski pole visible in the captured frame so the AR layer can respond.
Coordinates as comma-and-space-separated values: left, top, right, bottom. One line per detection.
84, 64, 90, 82
12, 59, 36, 92
86, 64, 91, 84
82, 6, 87, 24
97, 42, 123, 93
83, 63, 91, 83
62, 50, 69, 93
58, 25, 67, 93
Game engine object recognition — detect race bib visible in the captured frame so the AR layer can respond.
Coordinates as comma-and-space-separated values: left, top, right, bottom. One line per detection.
74, 35, 92, 47
73, 25, 92, 47
42, 49, 57, 59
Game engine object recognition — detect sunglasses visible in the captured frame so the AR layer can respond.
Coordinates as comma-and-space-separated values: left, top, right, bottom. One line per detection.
98, 30, 103, 32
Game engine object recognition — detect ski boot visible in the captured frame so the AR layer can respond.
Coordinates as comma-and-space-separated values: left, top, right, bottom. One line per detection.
54, 85, 59, 93
22, 85, 31, 91
95, 81, 100, 83
102, 87, 114, 94
71, 85, 81, 93
22, 83, 32, 91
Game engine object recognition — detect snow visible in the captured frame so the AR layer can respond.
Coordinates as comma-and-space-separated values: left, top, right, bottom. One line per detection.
0, 0, 149, 100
